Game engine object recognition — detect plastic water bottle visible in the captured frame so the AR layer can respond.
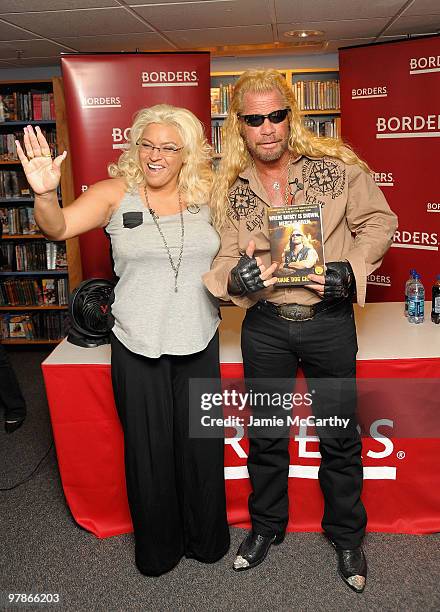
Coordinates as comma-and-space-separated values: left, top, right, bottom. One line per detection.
431, 275, 440, 324
404, 269, 416, 317
407, 273, 425, 324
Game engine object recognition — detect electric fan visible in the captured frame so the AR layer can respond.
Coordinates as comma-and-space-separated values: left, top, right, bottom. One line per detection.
67, 278, 116, 348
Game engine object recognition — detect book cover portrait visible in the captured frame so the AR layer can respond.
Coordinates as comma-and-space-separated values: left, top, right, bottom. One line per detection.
268, 203, 325, 287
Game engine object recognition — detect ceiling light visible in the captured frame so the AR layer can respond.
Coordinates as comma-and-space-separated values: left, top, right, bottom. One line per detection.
284, 30, 325, 39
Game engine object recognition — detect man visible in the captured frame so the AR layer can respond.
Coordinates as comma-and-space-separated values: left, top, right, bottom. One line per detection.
282, 225, 319, 274
204, 69, 397, 593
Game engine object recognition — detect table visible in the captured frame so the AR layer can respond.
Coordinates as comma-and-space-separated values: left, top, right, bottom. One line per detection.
42, 302, 440, 538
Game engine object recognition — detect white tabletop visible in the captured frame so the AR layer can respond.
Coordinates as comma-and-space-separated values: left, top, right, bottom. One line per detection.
43, 302, 439, 366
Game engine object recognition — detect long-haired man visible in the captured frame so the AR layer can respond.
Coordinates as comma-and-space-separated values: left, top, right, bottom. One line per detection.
204, 69, 398, 593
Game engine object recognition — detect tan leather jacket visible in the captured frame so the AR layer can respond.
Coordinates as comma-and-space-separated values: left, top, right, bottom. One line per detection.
203, 154, 398, 308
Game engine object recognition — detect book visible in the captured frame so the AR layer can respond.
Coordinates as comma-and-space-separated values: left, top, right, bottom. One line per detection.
210, 87, 221, 115
42, 278, 57, 304
9, 315, 28, 338
55, 243, 67, 269
267, 203, 325, 287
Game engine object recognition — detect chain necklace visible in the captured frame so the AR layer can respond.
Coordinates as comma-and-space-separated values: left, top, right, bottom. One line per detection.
253, 156, 292, 206
283, 156, 293, 205
144, 185, 184, 293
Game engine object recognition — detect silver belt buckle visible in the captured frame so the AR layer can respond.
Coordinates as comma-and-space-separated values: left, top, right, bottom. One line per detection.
278, 304, 314, 321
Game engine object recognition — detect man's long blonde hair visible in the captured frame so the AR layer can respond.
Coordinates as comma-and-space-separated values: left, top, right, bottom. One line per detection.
211, 69, 369, 229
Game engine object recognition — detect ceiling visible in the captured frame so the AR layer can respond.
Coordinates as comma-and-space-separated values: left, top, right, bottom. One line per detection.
0, 0, 438, 67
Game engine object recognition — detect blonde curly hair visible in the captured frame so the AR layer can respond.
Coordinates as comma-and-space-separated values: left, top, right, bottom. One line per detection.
211, 69, 370, 229
108, 104, 213, 205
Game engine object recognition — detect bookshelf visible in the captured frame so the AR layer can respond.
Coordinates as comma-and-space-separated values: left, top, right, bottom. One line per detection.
210, 68, 340, 155
0, 78, 82, 345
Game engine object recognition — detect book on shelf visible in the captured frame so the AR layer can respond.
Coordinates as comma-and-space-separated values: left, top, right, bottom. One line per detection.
0, 310, 68, 340
0, 241, 67, 272
210, 83, 234, 115
0, 207, 39, 235
211, 122, 223, 155
0, 93, 18, 122
210, 87, 221, 115
293, 79, 340, 112
0, 90, 55, 122
54, 243, 67, 269
303, 117, 341, 139
0, 242, 14, 270
9, 314, 29, 338
0, 207, 8, 233
0, 127, 57, 161
46, 242, 67, 270
42, 278, 57, 304
0, 170, 33, 199
0, 276, 68, 307
267, 203, 325, 287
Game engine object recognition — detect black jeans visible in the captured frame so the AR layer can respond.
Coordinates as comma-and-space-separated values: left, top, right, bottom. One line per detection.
0, 343, 26, 422
241, 300, 367, 549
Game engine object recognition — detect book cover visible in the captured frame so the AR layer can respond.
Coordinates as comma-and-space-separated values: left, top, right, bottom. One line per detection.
210, 87, 221, 114
26, 208, 38, 234
267, 203, 325, 287
0, 208, 9, 234
1, 93, 17, 121
55, 243, 68, 269
9, 315, 27, 338
42, 278, 57, 304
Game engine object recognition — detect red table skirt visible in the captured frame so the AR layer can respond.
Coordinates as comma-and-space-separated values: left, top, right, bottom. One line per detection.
42, 358, 440, 538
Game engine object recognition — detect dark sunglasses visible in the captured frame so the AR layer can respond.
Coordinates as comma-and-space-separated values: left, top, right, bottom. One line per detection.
238, 108, 290, 127
292, 233, 303, 237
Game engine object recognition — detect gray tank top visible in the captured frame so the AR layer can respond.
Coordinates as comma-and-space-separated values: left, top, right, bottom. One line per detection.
105, 190, 220, 358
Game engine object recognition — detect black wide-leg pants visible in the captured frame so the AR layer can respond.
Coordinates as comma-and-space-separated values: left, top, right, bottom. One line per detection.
110, 331, 230, 576
241, 301, 367, 549
0, 342, 26, 422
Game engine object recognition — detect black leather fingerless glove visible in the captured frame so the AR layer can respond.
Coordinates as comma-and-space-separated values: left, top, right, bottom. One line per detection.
228, 254, 266, 296
324, 261, 356, 300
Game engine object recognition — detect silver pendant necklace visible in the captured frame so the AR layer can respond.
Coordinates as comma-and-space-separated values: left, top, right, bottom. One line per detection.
253, 157, 292, 203
144, 185, 184, 293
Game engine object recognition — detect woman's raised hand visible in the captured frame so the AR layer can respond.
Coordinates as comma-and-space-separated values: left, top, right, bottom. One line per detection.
15, 125, 67, 196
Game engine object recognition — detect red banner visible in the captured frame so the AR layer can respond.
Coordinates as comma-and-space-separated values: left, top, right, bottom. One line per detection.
42, 358, 440, 538
339, 36, 440, 301
61, 52, 211, 280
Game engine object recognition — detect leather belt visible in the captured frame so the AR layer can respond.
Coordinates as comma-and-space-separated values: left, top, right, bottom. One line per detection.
258, 299, 348, 321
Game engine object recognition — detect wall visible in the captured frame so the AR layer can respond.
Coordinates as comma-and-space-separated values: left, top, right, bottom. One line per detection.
0, 52, 338, 81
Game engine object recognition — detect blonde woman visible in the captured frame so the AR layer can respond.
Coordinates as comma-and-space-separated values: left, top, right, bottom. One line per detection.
204, 70, 397, 591
16, 104, 230, 576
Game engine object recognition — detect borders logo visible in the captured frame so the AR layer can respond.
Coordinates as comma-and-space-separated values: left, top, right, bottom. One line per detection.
373, 172, 394, 187
367, 274, 391, 287
225, 420, 398, 480
352, 86, 387, 99
141, 70, 199, 87
392, 230, 439, 251
81, 96, 121, 109
427, 202, 440, 213
376, 115, 440, 139
112, 127, 130, 150
410, 55, 440, 75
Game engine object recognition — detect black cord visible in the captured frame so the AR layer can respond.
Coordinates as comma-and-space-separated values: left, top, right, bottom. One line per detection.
0, 438, 54, 491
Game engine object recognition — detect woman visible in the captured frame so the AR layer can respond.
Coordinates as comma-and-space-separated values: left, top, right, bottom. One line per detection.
16, 104, 230, 576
